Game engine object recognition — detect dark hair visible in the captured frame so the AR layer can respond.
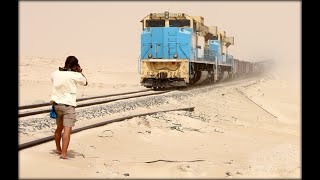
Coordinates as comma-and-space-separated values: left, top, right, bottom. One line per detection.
64, 56, 79, 70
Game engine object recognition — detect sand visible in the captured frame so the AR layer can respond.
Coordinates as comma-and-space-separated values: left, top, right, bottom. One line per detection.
18, 1, 301, 178
18, 55, 301, 179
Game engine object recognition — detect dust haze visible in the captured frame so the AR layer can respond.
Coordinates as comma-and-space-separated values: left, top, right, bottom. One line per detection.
19, 2, 301, 178
19, 1, 300, 77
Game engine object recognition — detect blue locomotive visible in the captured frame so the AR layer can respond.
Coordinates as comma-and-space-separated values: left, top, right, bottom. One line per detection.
139, 11, 250, 88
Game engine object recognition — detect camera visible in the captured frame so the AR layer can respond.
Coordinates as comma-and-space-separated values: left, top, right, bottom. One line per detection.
59, 64, 82, 72
74, 64, 82, 72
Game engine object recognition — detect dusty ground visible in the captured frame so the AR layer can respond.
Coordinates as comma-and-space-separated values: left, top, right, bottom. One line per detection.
18, 56, 301, 178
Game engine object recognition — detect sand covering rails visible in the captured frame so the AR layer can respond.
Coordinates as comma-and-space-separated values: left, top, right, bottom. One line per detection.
18, 56, 300, 178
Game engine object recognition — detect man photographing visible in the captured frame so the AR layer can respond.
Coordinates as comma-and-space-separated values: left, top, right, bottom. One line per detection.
50, 56, 88, 159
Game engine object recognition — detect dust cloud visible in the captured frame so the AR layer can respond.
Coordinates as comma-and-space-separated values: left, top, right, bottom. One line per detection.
19, 1, 300, 90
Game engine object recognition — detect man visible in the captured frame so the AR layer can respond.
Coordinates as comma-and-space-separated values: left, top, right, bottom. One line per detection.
50, 56, 88, 159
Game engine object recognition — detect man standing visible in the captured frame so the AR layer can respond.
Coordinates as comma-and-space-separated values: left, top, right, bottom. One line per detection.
50, 56, 88, 159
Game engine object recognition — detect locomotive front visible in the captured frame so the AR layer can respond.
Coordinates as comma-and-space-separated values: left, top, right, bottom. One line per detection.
139, 12, 192, 88
139, 11, 236, 88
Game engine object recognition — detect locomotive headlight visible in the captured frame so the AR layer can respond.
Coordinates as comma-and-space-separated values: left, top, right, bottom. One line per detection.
173, 53, 178, 59
165, 11, 169, 19
148, 53, 152, 58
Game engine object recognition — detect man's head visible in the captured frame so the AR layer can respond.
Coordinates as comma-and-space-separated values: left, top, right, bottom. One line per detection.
64, 56, 80, 71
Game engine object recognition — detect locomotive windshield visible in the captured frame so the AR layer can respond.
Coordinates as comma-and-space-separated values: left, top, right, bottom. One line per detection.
169, 19, 190, 27
146, 20, 165, 27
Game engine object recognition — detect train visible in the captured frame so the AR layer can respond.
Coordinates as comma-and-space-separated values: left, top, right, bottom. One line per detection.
138, 11, 263, 88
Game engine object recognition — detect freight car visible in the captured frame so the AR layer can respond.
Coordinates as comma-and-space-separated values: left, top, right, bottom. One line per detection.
233, 59, 253, 78
138, 11, 256, 88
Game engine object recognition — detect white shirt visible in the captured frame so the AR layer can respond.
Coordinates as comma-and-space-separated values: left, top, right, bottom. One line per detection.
50, 70, 87, 107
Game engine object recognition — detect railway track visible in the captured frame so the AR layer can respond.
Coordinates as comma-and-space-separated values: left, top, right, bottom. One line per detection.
18, 73, 261, 119
19, 87, 194, 150
19, 72, 263, 119
19, 89, 152, 110
19, 107, 195, 150
19, 89, 173, 118
19, 73, 266, 151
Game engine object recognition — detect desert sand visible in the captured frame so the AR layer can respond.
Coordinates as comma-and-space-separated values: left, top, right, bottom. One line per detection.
18, 55, 301, 179
18, 1, 301, 179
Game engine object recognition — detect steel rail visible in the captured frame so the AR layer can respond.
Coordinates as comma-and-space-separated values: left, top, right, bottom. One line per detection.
19, 89, 152, 110
19, 90, 171, 118
19, 107, 195, 150
235, 88, 277, 118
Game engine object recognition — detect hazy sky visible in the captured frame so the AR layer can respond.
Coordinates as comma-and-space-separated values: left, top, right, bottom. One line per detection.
19, 1, 300, 64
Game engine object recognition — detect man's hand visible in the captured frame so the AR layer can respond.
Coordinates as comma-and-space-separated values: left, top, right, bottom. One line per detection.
75, 65, 82, 73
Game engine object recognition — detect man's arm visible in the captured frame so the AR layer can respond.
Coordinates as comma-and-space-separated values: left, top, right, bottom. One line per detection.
75, 65, 88, 86
81, 72, 88, 86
